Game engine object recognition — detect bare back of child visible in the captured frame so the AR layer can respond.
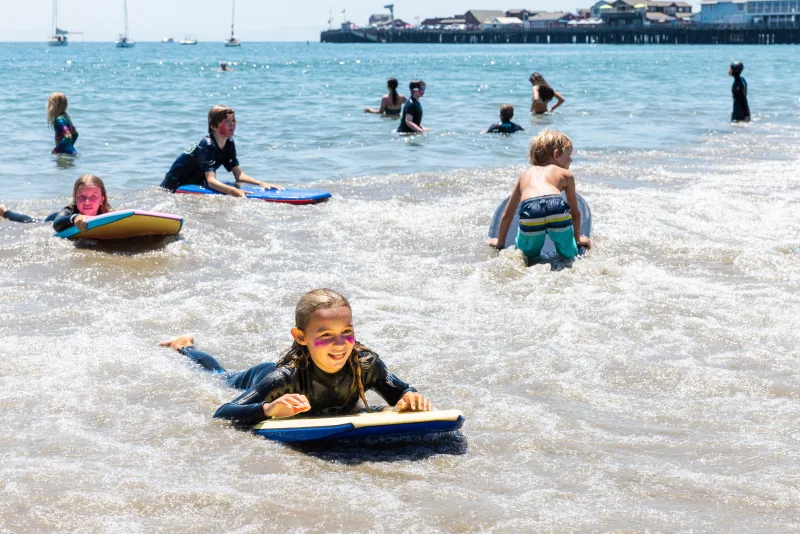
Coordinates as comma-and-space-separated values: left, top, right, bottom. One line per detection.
489, 130, 591, 261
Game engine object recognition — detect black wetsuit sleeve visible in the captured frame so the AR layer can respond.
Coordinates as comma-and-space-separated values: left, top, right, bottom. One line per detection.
199, 143, 218, 175
222, 141, 239, 172
363, 353, 417, 406
486, 124, 501, 134
512, 122, 524, 132
51, 206, 77, 232
213, 367, 298, 424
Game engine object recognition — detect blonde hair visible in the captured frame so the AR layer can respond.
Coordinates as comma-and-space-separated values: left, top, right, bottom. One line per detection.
47, 92, 70, 127
208, 105, 235, 130
528, 130, 573, 166
69, 175, 112, 215
276, 289, 372, 412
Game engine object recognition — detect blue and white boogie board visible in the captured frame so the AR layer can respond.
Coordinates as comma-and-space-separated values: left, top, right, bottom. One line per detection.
176, 182, 331, 205
251, 409, 465, 443
487, 193, 592, 262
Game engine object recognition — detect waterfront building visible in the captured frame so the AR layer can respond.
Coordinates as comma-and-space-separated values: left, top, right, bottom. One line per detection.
527, 11, 577, 27
485, 16, 524, 29
464, 10, 506, 27
600, 0, 692, 25
698, 0, 799, 25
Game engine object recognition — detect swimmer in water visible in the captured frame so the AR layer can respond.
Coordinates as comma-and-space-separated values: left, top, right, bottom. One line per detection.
485, 104, 524, 134
160, 105, 283, 196
364, 77, 407, 117
529, 72, 565, 115
489, 130, 591, 262
47, 92, 79, 155
159, 288, 432, 423
0, 174, 112, 232
729, 61, 751, 123
220, 62, 230, 72
397, 80, 430, 134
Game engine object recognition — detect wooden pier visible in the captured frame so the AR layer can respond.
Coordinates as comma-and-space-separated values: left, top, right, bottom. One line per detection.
320, 26, 800, 45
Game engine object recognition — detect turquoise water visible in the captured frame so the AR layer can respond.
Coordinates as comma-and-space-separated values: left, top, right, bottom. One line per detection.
2, 42, 799, 201
1, 43, 800, 532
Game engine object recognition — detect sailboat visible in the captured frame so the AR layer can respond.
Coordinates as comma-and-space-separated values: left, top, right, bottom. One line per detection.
180, 35, 198, 45
224, 0, 241, 47
47, 0, 69, 46
116, 0, 135, 48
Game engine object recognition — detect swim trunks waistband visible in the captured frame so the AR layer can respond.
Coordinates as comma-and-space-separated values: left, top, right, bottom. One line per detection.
518, 195, 572, 235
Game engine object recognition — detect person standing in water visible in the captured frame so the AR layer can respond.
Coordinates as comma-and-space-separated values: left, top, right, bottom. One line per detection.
397, 80, 430, 134
47, 92, 79, 155
529, 72, 565, 115
729, 61, 750, 123
364, 77, 407, 117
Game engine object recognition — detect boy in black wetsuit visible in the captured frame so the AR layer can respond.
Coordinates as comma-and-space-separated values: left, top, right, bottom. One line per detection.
160, 105, 282, 196
485, 104, 524, 134
729, 61, 751, 123
397, 80, 430, 134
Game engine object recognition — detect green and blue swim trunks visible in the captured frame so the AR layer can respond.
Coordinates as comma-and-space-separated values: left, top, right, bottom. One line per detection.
516, 195, 579, 260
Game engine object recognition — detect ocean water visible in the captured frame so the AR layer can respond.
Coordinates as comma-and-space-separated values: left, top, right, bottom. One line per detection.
1, 42, 799, 532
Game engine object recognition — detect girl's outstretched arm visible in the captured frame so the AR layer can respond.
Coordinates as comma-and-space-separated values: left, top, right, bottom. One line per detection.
213, 367, 298, 424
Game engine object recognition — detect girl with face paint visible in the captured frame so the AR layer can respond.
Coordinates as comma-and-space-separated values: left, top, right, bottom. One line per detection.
1, 175, 112, 232
160, 289, 432, 424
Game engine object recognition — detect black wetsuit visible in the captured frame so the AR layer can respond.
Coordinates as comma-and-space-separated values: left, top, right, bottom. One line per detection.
397, 97, 423, 133
486, 121, 524, 134
3, 205, 79, 232
178, 346, 416, 424
731, 76, 750, 122
160, 134, 239, 192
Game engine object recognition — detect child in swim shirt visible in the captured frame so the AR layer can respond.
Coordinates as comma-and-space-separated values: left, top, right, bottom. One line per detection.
1, 175, 112, 232
397, 80, 430, 134
47, 92, 79, 155
729, 61, 751, 123
160, 288, 432, 423
160, 105, 282, 196
489, 130, 591, 261
485, 104, 524, 134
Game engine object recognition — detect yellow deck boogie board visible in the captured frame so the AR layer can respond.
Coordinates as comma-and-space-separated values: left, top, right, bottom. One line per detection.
252, 409, 465, 443
53, 210, 183, 240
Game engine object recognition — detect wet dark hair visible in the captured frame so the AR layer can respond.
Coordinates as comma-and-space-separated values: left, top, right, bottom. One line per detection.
387, 78, 399, 106
529, 72, 547, 86
730, 61, 744, 76
500, 104, 514, 122
409, 79, 425, 93
539, 85, 555, 103
276, 289, 372, 412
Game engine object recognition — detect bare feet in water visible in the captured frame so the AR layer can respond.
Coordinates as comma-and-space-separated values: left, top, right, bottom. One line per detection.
158, 334, 195, 351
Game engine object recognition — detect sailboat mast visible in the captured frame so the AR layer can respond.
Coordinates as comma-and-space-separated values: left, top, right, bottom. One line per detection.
53, 0, 58, 34
231, 0, 236, 39
124, 0, 129, 37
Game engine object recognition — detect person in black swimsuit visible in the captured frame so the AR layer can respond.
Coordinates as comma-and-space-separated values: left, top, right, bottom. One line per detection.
485, 104, 525, 134
1, 175, 113, 232
160, 105, 282, 196
397, 80, 429, 134
159, 289, 432, 424
364, 77, 407, 117
729, 61, 751, 123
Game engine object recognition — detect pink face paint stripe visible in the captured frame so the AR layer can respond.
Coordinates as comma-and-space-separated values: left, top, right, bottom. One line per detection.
313, 334, 355, 347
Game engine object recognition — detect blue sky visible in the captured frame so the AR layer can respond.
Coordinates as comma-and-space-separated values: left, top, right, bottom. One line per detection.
1, 0, 606, 42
